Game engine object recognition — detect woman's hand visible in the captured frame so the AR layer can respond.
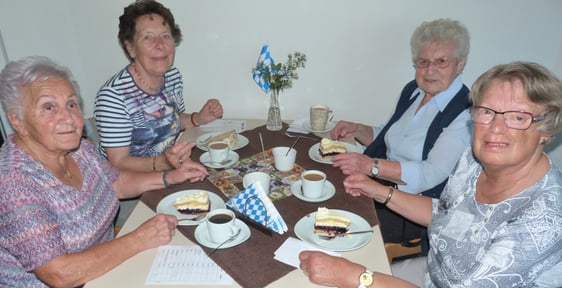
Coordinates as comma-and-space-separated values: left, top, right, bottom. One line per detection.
167, 159, 209, 184
331, 120, 359, 141
132, 214, 178, 249
299, 251, 365, 288
195, 99, 223, 125
164, 141, 195, 168
343, 173, 387, 202
332, 152, 373, 175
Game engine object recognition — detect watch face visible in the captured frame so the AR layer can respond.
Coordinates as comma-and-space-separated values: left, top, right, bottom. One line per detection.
371, 166, 379, 176
360, 272, 374, 285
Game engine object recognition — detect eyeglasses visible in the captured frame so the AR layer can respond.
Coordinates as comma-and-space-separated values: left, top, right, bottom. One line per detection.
470, 105, 546, 130
413, 57, 455, 69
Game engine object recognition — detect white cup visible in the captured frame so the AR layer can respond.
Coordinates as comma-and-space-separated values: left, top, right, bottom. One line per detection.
272, 146, 297, 172
242, 171, 271, 192
301, 170, 326, 199
206, 209, 240, 243
208, 141, 230, 162
310, 105, 333, 131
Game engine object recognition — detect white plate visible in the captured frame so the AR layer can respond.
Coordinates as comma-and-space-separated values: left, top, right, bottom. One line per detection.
196, 132, 249, 151
195, 219, 251, 249
200, 151, 239, 168
156, 190, 226, 226
303, 120, 336, 133
307, 142, 364, 164
291, 180, 336, 202
294, 209, 372, 252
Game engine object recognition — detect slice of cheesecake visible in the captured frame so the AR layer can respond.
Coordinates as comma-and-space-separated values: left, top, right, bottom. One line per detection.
174, 191, 210, 214
314, 207, 350, 237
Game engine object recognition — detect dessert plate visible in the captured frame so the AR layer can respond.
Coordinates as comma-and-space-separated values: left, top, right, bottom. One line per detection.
294, 209, 372, 252
291, 180, 335, 202
195, 219, 251, 249
196, 132, 249, 151
302, 120, 336, 133
308, 142, 364, 164
200, 151, 239, 169
156, 190, 226, 226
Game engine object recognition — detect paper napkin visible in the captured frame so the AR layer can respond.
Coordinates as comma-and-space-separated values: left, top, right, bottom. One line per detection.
226, 183, 288, 234
287, 114, 310, 134
274, 237, 340, 268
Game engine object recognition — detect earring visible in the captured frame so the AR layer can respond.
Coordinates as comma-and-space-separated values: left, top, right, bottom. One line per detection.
540, 138, 548, 144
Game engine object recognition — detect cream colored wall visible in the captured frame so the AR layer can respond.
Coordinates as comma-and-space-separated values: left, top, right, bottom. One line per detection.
1, 0, 562, 161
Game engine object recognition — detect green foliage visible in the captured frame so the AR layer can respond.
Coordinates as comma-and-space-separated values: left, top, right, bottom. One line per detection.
253, 52, 307, 93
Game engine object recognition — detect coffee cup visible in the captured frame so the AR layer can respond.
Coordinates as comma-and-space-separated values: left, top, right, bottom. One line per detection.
206, 209, 240, 243
310, 105, 333, 131
208, 141, 230, 162
242, 171, 271, 192
301, 170, 326, 199
272, 146, 297, 172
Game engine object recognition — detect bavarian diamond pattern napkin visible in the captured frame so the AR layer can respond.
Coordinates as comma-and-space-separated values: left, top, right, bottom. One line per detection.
226, 183, 288, 235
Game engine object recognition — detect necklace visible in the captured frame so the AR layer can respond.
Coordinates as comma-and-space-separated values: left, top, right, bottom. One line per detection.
132, 63, 162, 93
18, 138, 72, 180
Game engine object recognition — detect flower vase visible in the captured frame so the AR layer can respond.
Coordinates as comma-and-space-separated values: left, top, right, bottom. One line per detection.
266, 89, 282, 131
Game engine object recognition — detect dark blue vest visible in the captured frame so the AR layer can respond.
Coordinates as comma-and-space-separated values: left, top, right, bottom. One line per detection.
364, 80, 470, 198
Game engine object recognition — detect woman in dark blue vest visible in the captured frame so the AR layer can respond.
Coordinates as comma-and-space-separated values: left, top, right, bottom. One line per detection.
330, 19, 471, 256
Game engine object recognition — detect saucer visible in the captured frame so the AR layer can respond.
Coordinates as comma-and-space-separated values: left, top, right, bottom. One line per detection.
200, 151, 239, 168
303, 120, 336, 133
291, 180, 336, 202
194, 219, 251, 249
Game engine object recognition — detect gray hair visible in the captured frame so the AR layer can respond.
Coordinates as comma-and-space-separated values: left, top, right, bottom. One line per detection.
0, 56, 81, 121
410, 18, 470, 62
470, 62, 562, 135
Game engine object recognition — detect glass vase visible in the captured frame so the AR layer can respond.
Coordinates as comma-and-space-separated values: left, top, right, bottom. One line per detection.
266, 89, 282, 131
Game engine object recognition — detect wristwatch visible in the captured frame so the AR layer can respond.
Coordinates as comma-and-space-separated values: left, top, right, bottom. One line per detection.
358, 269, 374, 288
371, 158, 380, 177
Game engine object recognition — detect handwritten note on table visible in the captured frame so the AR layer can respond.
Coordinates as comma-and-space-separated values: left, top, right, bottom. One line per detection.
146, 246, 233, 285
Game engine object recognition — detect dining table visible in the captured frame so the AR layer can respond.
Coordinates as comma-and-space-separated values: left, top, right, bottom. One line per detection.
87, 119, 391, 288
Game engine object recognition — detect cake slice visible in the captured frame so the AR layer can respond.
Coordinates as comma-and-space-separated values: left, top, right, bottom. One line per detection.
319, 138, 347, 159
174, 191, 210, 214
206, 129, 238, 148
314, 207, 350, 237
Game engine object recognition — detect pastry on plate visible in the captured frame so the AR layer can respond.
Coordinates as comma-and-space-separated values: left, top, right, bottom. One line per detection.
174, 191, 210, 214
314, 207, 350, 237
206, 129, 238, 148
318, 138, 346, 160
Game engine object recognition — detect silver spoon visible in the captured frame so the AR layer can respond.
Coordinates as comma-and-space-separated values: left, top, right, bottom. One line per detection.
201, 159, 233, 166
284, 132, 317, 141
177, 213, 207, 224
207, 228, 242, 256
318, 229, 374, 240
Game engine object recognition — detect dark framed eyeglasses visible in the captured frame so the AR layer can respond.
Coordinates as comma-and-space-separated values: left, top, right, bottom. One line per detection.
413, 57, 455, 69
470, 105, 546, 130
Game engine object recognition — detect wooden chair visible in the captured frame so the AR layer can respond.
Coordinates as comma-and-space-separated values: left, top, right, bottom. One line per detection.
385, 239, 422, 264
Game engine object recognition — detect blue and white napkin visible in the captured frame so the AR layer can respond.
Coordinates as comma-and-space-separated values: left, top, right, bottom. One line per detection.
226, 183, 288, 235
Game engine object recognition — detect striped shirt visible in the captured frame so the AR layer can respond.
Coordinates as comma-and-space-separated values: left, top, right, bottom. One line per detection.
94, 66, 185, 157
0, 136, 120, 287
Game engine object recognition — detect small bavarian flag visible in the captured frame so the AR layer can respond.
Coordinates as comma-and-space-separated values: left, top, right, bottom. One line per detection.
252, 43, 274, 93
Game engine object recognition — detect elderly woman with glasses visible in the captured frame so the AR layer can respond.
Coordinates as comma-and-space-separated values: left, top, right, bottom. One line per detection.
331, 18, 472, 256
300, 61, 562, 287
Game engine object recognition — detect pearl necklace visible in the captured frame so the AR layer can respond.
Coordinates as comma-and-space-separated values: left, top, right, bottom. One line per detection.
132, 63, 162, 93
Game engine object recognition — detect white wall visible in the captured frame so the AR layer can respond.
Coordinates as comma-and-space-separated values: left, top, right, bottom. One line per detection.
1, 0, 562, 160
